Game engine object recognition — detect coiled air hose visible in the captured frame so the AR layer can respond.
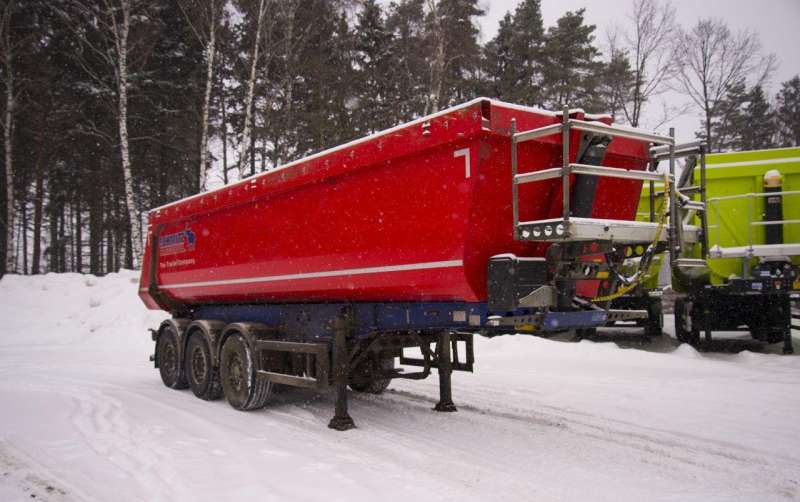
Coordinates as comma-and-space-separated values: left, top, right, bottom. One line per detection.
591, 172, 670, 303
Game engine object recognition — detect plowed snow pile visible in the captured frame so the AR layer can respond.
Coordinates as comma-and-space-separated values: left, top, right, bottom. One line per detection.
1, 271, 799, 501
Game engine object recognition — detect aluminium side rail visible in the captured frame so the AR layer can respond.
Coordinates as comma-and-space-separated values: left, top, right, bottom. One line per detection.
707, 190, 800, 261
509, 107, 704, 246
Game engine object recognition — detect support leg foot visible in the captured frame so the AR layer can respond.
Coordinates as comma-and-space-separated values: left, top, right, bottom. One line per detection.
434, 331, 457, 413
328, 414, 356, 431
434, 401, 457, 412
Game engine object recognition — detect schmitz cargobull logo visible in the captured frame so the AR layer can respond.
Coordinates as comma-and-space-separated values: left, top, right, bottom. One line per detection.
159, 228, 196, 256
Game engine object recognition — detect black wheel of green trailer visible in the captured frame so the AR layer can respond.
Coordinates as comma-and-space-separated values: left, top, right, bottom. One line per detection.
185, 333, 223, 401
157, 326, 189, 390
749, 327, 785, 344
349, 357, 393, 394
220, 333, 272, 411
645, 299, 663, 338
674, 299, 699, 345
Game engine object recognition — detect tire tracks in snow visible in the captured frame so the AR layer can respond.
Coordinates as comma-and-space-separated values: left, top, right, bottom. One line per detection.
0, 375, 183, 502
0, 440, 90, 501
68, 387, 182, 501
381, 385, 800, 498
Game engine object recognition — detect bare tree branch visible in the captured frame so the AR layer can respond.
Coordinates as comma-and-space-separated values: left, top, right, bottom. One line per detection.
674, 18, 776, 150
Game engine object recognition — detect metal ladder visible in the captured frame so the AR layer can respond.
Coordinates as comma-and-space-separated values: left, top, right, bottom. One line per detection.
510, 108, 705, 261
650, 141, 709, 272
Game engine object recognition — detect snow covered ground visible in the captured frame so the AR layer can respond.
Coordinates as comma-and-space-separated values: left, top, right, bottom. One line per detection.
1, 271, 799, 501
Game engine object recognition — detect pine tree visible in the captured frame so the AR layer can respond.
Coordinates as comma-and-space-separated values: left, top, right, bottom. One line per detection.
776, 76, 800, 147
707, 80, 748, 151
353, 0, 395, 134
508, 0, 545, 105
386, 0, 427, 121
540, 9, 603, 110
482, 12, 514, 100
707, 82, 776, 151
212, 10, 237, 185
597, 50, 634, 121
291, 0, 356, 155
423, 0, 484, 113
740, 85, 775, 150
0, 0, 18, 274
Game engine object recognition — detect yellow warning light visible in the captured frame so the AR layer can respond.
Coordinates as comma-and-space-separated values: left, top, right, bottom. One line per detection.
763, 169, 783, 188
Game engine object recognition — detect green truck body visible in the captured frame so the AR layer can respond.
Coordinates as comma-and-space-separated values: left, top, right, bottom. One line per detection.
638, 147, 800, 287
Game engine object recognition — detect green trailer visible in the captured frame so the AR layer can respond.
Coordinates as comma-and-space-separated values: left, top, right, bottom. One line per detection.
637, 147, 800, 352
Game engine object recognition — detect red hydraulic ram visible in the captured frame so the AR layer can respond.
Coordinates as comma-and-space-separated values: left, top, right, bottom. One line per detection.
139, 98, 648, 310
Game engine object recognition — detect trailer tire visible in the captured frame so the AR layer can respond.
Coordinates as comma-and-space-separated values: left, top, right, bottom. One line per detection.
349, 357, 393, 394
185, 333, 223, 401
674, 299, 699, 345
157, 325, 189, 389
220, 333, 272, 411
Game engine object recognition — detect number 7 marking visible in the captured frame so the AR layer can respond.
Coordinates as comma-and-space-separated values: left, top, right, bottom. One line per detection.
454, 148, 471, 179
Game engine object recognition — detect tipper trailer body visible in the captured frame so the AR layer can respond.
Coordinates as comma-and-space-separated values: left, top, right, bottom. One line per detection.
139, 99, 647, 310
140, 98, 689, 428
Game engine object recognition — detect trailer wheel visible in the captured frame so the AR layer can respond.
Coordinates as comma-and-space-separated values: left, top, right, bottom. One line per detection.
674, 299, 699, 345
349, 357, 393, 394
157, 325, 189, 389
220, 334, 272, 411
185, 333, 223, 401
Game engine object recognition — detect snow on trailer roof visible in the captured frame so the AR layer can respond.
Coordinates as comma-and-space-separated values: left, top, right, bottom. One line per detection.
150, 98, 611, 214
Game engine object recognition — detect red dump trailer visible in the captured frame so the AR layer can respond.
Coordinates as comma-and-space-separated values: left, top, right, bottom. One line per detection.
140, 98, 681, 429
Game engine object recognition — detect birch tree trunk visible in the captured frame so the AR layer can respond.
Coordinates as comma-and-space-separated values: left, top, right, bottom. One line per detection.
3, 32, 14, 273
424, 0, 445, 116
238, 0, 267, 179
198, 1, 217, 191
220, 88, 229, 184
32, 126, 45, 274
113, 0, 142, 266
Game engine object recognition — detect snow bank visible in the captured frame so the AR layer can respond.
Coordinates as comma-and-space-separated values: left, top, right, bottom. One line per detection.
1, 272, 799, 501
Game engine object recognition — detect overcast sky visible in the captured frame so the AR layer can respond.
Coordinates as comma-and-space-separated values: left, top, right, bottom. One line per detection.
475, 0, 800, 141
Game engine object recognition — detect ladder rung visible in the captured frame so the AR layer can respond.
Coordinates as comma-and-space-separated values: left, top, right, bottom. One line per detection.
681, 201, 705, 211
678, 185, 702, 195
570, 164, 667, 182
569, 119, 675, 145
651, 140, 704, 159
675, 258, 707, 268
514, 123, 563, 143
515, 167, 562, 184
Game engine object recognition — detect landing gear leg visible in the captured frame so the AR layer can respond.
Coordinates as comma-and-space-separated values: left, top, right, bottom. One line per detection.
783, 329, 794, 355
782, 295, 794, 355
434, 331, 457, 412
329, 308, 356, 431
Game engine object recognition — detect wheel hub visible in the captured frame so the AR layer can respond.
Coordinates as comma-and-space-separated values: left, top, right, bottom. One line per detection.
163, 344, 177, 377
191, 346, 207, 383
227, 353, 244, 392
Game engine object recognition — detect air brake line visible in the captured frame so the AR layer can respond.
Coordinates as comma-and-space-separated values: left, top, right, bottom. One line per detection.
591, 172, 671, 303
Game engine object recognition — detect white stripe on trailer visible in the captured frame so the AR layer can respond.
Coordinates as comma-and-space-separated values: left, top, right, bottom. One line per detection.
155, 259, 465, 290
706, 157, 800, 170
